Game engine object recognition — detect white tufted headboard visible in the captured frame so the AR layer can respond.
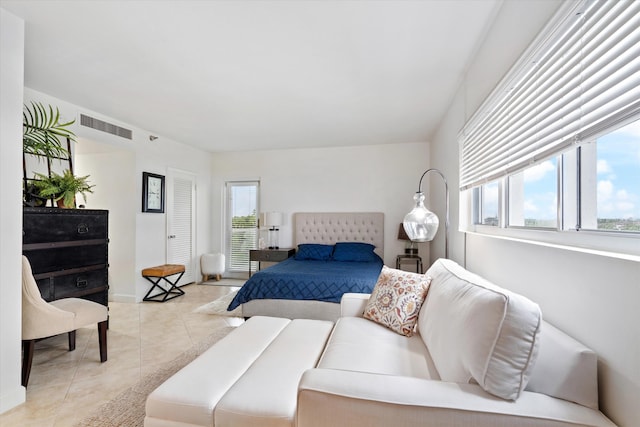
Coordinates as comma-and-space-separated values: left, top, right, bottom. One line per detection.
294, 212, 384, 256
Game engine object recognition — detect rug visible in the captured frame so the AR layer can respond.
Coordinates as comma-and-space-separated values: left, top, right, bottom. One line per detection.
199, 278, 245, 287
194, 290, 243, 317
75, 326, 235, 427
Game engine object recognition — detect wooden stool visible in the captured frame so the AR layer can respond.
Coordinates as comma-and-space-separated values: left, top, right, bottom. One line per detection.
142, 264, 186, 302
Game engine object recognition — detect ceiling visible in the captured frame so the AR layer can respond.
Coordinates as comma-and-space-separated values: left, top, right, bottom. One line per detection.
2, 0, 501, 153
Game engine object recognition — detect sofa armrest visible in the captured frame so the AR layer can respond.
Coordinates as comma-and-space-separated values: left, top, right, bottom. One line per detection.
297, 369, 617, 427
340, 293, 370, 317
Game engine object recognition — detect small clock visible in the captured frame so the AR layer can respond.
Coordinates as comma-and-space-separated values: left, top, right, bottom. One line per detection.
142, 172, 165, 213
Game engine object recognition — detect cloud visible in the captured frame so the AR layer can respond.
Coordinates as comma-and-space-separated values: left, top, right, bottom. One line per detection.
523, 192, 557, 220
597, 180, 613, 201
524, 199, 538, 213
524, 161, 555, 182
598, 181, 638, 219
597, 159, 611, 174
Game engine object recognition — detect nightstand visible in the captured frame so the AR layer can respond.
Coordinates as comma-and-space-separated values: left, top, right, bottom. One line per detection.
249, 248, 295, 277
396, 254, 423, 274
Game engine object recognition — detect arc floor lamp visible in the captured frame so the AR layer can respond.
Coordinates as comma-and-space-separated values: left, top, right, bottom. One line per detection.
402, 168, 449, 259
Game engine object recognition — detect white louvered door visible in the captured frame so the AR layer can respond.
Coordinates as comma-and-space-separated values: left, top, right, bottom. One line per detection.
166, 169, 196, 285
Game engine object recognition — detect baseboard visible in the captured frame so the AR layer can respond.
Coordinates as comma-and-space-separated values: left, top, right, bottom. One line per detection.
109, 293, 136, 303
0, 385, 25, 414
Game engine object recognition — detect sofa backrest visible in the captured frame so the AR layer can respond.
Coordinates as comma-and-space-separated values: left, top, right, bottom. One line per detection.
418, 258, 542, 401
525, 320, 599, 410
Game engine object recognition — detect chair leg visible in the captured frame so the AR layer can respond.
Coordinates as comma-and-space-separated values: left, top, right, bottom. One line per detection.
98, 320, 108, 362
22, 340, 35, 387
68, 330, 76, 351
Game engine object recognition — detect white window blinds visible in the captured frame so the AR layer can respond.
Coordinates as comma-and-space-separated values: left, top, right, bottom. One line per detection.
459, 0, 640, 191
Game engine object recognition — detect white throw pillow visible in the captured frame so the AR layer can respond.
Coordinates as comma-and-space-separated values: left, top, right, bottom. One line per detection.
419, 259, 542, 401
525, 321, 599, 409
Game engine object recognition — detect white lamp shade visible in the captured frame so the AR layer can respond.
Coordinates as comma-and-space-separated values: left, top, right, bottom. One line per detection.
403, 192, 439, 242
264, 212, 283, 227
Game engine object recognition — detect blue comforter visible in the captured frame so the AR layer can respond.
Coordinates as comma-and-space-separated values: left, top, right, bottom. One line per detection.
228, 257, 383, 310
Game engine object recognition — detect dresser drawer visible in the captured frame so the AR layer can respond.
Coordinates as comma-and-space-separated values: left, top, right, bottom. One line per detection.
53, 268, 108, 300
23, 208, 108, 244
35, 277, 53, 301
81, 290, 108, 306
25, 244, 108, 274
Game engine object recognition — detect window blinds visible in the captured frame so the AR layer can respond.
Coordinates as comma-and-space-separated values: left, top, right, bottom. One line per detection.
459, 0, 640, 191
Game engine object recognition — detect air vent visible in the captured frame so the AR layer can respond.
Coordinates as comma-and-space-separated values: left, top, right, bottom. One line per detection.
80, 114, 133, 140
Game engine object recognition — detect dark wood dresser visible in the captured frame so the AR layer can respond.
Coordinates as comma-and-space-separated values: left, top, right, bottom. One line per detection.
22, 207, 109, 307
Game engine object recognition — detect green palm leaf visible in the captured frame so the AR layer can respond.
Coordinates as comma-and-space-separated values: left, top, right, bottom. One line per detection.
23, 102, 76, 158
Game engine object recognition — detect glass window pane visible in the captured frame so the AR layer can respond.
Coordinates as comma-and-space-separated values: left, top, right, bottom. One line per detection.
593, 119, 640, 232
508, 159, 558, 228
481, 182, 499, 226
226, 182, 259, 273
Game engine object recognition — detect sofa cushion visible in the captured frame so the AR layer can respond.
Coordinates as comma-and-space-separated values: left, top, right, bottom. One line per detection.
419, 259, 541, 401
525, 321, 599, 409
318, 317, 439, 380
215, 319, 334, 427
363, 266, 431, 336
145, 316, 291, 427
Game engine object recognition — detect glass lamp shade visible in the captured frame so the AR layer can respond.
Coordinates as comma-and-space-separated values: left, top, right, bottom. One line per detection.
403, 192, 439, 242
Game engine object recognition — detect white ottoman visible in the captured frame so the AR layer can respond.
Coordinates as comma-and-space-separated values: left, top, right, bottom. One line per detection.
201, 253, 225, 281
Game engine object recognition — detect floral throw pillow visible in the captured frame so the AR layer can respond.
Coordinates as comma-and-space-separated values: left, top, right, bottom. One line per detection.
364, 266, 432, 337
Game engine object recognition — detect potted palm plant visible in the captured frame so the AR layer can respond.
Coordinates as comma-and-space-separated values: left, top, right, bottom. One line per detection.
23, 101, 76, 157
32, 170, 94, 208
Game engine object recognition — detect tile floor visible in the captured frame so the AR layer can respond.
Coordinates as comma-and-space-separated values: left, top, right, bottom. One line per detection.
0, 280, 244, 427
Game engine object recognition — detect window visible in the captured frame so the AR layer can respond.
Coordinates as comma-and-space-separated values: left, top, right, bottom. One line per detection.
508, 158, 558, 229
582, 119, 640, 232
480, 181, 499, 226
461, 0, 639, 257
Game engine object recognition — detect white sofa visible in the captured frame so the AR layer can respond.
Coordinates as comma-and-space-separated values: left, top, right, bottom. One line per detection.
145, 258, 617, 427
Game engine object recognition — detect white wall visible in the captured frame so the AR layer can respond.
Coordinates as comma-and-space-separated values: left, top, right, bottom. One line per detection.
76, 143, 137, 301
430, 1, 639, 426
211, 142, 431, 266
134, 138, 212, 301
0, 7, 26, 413
23, 88, 214, 302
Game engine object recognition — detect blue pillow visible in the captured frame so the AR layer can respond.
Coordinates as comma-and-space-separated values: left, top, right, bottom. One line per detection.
332, 242, 378, 262
295, 244, 334, 261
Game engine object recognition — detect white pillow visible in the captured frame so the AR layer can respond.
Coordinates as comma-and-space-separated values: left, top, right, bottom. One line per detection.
419, 259, 542, 401
525, 321, 599, 409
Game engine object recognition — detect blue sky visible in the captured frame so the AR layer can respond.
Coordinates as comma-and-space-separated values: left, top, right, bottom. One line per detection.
231, 185, 257, 217
482, 119, 640, 224
595, 119, 640, 220
522, 119, 640, 221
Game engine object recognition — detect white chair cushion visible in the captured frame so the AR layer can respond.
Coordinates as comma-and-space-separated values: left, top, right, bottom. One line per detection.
51, 298, 107, 328
419, 258, 542, 401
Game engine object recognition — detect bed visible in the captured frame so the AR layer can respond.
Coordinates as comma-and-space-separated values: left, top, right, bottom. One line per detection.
231, 212, 384, 321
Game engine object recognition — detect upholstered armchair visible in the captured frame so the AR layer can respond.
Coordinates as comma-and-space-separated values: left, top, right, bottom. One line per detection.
21, 255, 108, 387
